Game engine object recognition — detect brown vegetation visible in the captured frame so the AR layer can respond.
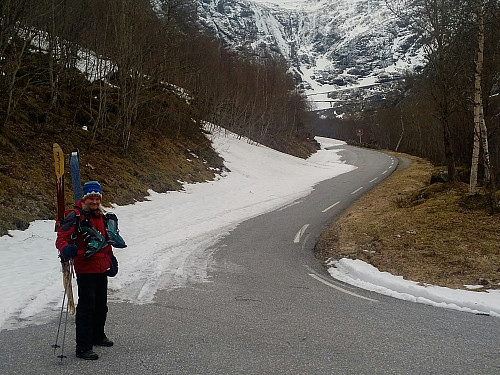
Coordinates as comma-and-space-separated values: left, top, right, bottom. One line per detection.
315, 152, 500, 290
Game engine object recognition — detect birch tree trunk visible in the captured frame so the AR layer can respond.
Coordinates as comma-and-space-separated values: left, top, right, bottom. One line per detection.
470, 0, 492, 193
470, 123, 480, 193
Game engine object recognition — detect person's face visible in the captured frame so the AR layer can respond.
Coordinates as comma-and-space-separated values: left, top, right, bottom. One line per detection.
84, 195, 101, 211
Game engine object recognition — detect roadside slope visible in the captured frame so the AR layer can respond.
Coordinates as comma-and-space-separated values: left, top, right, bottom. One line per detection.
315, 151, 500, 290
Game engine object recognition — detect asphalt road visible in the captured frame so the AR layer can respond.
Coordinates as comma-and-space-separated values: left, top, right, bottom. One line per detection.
2, 146, 499, 374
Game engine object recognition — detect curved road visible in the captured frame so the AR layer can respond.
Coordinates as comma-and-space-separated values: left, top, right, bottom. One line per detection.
2, 146, 500, 374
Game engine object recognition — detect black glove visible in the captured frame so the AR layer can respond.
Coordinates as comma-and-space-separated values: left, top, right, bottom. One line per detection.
105, 255, 118, 277
62, 244, 78, 259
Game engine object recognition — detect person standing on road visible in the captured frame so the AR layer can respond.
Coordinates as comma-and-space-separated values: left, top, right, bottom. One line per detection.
56, 181, 123, 360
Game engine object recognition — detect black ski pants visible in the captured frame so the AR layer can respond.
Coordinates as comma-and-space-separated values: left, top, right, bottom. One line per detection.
75, 273, 108, 351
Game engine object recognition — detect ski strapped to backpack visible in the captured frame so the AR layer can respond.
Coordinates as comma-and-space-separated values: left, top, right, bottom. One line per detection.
53, 144, 75, 314
52, 143, 75, 361
69, 149, 82, 203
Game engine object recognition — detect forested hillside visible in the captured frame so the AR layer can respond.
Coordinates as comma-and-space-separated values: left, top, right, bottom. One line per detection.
0, 0, 317, 235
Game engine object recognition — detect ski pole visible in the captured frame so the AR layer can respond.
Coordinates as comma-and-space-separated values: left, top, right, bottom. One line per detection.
52, 287, 67, 355
57, 299, 70, 360
57, 262, 74, 361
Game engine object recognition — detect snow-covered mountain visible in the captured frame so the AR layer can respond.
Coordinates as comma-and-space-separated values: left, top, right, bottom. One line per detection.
196, 0, 425, 111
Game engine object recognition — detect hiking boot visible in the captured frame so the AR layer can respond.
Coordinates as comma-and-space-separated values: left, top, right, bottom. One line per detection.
76, 349, 99, 360
93, 336, 114, 347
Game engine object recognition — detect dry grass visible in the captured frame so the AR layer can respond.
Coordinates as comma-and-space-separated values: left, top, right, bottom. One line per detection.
315, 151, 500, 290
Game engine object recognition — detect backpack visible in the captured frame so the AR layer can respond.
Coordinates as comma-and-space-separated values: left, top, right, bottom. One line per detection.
59, 207, 126, 258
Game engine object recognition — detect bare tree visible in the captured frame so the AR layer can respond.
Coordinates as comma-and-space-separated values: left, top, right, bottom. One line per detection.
386, 0, 471, 180
470, 0, 494, 193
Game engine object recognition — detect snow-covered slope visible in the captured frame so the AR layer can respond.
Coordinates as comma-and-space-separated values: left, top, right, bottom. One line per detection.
196, 0, 424, 110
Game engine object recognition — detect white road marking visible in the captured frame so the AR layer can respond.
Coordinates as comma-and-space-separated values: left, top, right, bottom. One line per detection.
301, 233, 311, 252
351, 187, 363, 195
322, 201, 340, 213
308, 273, 378, 302
277, 200, 301, 211
382, 170, 388, 174
294, 224, 309, 243
369, 177, 378, 183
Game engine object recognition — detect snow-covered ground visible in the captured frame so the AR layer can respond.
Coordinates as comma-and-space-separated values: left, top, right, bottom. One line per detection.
329, 259, 500, 318
1, 130, 499, 331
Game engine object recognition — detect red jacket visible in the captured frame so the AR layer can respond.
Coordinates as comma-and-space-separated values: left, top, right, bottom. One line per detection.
56, 200, 113, 274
